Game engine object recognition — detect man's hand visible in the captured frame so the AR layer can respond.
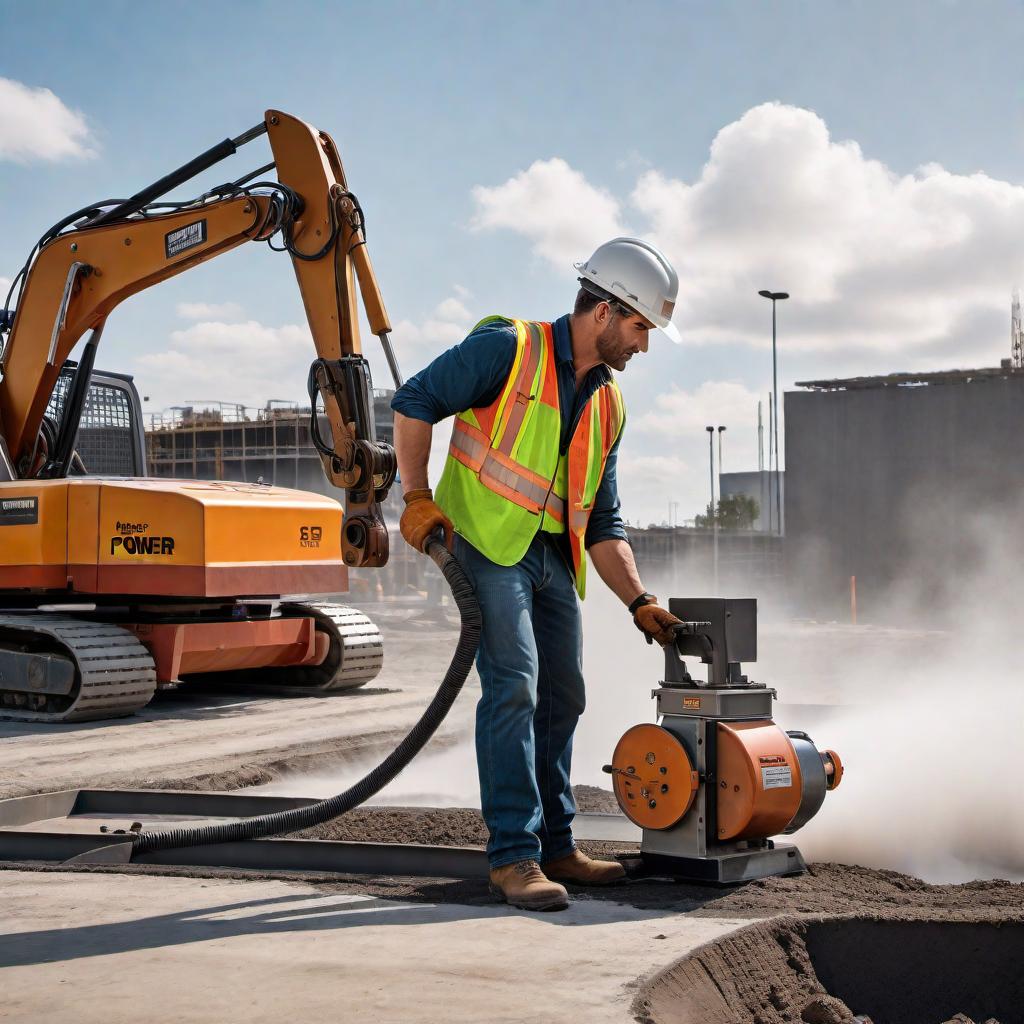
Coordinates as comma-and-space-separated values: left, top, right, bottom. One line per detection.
633, 598, 684, 647
399, 488, 454, 553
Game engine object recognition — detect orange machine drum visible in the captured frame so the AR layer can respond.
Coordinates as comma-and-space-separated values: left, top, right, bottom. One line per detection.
610, 724, 699, 830
715, 721, 802, 840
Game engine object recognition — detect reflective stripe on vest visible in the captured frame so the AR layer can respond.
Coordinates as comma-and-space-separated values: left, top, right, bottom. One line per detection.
450, 418, 566, 524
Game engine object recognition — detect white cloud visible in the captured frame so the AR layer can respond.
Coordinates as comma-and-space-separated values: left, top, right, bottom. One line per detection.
471, 158, 625, 269
176, 301, 245, 322
389, 289, 475, 372
434, 296, 472, 323
0, 78, 95, 163
472, 103, 1024, 361
134, 319, 312, 411
619, 380, 763, 523
633, 380, 761, 452
140, 289, 476, 420
616, 453, 694, 528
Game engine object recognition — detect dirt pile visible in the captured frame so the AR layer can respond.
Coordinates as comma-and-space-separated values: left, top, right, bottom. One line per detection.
572, 783, 621, 814
283, 804, 1024, 920
291, 786, 620, 848
635, 917, 1024, 1024
296, 806, 488, 847
687, 862, 1023, 918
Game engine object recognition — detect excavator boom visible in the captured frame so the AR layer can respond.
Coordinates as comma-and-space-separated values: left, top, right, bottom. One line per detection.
0, 109, 398, 567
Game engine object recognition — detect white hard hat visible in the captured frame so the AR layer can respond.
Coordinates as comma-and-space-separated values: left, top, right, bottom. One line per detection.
574, 237, 681, 344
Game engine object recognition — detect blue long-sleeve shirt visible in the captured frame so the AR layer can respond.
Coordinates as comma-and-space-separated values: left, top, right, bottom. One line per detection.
391, 313, 627, 548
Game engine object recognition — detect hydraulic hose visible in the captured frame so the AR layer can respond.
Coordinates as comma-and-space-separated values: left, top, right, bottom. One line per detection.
132, 537, 479, 854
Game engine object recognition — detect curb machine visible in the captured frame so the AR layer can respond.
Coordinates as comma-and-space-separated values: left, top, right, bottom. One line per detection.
0, 111, 403, 722
607, 598, 843, 883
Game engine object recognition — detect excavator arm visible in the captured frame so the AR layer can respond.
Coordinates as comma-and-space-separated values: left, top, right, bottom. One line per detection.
0, 110, 399, 567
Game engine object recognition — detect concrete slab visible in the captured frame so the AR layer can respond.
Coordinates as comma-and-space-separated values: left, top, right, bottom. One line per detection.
0, 870, 747, 1024
0, 621, 477, 801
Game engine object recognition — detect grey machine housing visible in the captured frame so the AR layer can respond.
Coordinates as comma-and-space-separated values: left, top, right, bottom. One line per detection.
637, 597, 832, 884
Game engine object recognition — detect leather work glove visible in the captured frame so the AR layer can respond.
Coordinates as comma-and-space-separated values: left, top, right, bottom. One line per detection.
399, 488, 454, 553
631, 594, 684, 647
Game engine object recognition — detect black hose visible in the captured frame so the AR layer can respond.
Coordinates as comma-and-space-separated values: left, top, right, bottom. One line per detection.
132, 537, 479, 854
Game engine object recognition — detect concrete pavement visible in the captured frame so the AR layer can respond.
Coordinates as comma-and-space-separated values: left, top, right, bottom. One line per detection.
0, 870, 746, 1024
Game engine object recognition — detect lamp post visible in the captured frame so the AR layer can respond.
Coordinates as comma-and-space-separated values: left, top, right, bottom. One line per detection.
705, 425, 715, 511
758, 289, 789, 535
706, 425, 718, 592
717, 425, 727, 530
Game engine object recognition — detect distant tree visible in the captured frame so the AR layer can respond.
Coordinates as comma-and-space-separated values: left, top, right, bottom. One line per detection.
694, 503, 715, 529
719, 494, 759, 529
694, 495, 759, 530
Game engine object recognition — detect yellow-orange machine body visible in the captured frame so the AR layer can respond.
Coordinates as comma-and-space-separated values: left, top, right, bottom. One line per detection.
0, 111, 403, 722
2, 478, 345, 598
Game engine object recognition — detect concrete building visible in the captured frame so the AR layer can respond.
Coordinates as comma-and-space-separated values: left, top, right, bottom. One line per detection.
626, 525, 784, 597
146, 390, 398, 515
784, 364, 1024, 620
718, 470, 784, 533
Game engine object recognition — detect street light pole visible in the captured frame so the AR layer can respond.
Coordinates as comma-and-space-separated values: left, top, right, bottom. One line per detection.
758, 290, 789, 535
767, 392, 773, 532
706, 425, 717, 591
705, 425, 715, 512
757, 400, 763, 473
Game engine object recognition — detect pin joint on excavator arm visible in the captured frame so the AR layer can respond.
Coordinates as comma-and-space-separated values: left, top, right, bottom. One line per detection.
307, 356, 397, 567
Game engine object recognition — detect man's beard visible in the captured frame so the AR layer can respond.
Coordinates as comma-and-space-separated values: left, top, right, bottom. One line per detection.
596, 320, 628, 368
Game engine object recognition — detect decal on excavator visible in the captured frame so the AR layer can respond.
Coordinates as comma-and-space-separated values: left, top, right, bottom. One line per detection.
299, 525, 323, 549
115, 520, 149, 534
0, 496, 38, 525
165, 219, 207, 259
110, 535, 176, 556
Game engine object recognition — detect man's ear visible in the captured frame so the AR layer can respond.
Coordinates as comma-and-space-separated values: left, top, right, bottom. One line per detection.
594, 300, 612, 327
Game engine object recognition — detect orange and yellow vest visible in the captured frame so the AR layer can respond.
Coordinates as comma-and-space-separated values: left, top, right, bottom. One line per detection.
435, 316, 625, 598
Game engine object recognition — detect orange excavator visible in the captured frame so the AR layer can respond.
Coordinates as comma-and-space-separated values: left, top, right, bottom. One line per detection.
0, 110, 404, 722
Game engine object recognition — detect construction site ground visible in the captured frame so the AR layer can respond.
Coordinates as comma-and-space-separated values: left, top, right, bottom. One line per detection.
2, 606, 1022, 1023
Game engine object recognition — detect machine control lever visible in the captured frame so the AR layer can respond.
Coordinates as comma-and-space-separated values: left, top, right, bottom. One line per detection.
671, 621, 714, 658
660, 621, 714, 688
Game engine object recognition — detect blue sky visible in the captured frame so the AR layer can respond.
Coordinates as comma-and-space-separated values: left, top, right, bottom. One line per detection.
3, 0, 1023, 520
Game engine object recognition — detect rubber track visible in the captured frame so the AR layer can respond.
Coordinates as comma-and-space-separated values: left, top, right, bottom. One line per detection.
277, 602, 384, 691
0, 615, 157, 723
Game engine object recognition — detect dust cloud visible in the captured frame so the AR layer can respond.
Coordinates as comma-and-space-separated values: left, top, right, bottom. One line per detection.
789, 506, 1024, 883
573, 513, 1024, 884
269, 509, 1024, 884
259, 739, 481, 806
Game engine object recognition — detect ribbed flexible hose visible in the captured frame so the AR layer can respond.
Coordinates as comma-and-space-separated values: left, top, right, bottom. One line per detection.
133, 538, 479, 854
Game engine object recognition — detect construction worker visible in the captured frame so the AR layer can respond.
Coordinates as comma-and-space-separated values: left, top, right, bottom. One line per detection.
392, 237, 684, 912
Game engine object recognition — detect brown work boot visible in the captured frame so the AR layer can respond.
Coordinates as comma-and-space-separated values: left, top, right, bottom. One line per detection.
489, 859, 569, 912
542, 849, 626, 886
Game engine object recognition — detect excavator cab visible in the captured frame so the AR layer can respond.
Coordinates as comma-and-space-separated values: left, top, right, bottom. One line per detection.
0, 366, 145, 481
45, 365, 146, 477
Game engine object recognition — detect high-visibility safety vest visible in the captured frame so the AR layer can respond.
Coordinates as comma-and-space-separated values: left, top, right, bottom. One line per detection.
435, 316, 625, 598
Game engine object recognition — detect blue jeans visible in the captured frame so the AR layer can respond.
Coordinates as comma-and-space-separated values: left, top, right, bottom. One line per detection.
453, 531, 585, 868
